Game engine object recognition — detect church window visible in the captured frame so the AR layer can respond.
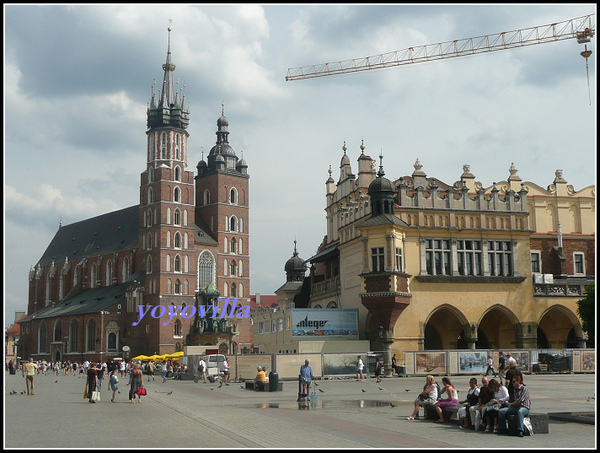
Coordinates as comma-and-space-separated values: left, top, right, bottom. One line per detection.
161, 133, 167, 159
86, 318, 96, 352
174, 209, 181, 225
148, 187, 154, 204
90, 264, 97, 289
574, 252, 585, 275
106, 260, 113, 286
231, 238, 237, 254
174, 232, 181, 249
107, 332, 117, 351
69, 320, 78, 353
174, 187, 181, 203
204, 189, 210, 205
230, 216, 237, 232
174, 166, 181, 181
198, 251, 215, 289
123, 257, 130, 282
167, 279, 172, 293
174, 255, 182, 272
230, 188, 238, 204
231, 283, 237, 298
174, 320, 182, 337
39, 322, 47, 353
174, 279, 182, 295
175, 135, 181, 160
230, 260, 237, 276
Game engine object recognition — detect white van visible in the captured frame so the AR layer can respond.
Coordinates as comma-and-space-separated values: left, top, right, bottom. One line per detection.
202, 354, 226, 376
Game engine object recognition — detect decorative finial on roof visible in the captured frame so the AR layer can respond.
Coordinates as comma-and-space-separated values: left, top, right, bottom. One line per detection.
293, 238, 298, 257
360, 140, 365, 154
377, 152, 385, 178
328, 164, 332, 176
342, 141, 347, 154
414, 158, 423, 172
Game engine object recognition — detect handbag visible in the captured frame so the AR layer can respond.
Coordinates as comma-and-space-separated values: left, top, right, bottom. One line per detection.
84, 384, 88, 399
136, 386, 147, 396
91, 390, 100, 402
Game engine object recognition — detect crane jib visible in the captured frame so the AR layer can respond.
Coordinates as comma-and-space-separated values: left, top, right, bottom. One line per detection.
285, 13, 595, 81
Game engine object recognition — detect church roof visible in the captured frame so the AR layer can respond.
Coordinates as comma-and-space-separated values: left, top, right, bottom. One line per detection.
22, 271, 144, 322
37, 205, 140, 268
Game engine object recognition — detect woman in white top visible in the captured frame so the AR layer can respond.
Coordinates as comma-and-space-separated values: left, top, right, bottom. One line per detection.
433, 377, 459, 423
483, 379, 509, 432
407, 375, 438, 420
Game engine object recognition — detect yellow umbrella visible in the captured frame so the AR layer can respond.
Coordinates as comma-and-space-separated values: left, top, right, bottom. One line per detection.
132, 355, 150, 361
148, 355, 163, 362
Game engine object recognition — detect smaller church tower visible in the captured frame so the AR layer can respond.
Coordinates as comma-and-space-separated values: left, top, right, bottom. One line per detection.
195, 106, 250, 305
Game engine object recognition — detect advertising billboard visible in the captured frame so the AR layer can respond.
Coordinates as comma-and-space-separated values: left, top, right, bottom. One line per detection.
292, 308, 359, 338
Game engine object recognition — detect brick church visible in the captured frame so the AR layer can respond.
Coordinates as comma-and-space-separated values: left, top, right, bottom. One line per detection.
19, 28, 250, 362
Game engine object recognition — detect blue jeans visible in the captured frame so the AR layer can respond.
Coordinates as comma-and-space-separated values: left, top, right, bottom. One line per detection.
498, 406, 529, 432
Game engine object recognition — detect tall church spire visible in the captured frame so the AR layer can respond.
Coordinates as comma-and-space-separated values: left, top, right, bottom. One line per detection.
147, 25, 189, 130
161, 26, 176, 108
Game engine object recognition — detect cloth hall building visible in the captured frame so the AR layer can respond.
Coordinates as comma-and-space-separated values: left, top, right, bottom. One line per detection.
19, 30, 250, 362
304, 143, 594, 363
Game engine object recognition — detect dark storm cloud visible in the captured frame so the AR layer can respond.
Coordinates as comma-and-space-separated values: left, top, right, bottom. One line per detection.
5, 5, 158, 101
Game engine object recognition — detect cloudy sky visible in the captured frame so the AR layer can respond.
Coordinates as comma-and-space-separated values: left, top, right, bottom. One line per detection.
4, 4, 596, 327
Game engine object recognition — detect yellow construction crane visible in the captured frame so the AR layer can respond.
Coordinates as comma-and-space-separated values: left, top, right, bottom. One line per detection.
285, 13, 595, 82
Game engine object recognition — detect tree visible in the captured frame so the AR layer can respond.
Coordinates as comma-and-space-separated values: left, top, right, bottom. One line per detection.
576, 282, 595, 346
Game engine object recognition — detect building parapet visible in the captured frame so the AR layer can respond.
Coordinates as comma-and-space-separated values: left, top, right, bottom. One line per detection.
397, 177, 528, 212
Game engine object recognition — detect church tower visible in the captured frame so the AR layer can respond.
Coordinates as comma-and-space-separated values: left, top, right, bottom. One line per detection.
195, 105, 250, 308
138, 27, 196, 353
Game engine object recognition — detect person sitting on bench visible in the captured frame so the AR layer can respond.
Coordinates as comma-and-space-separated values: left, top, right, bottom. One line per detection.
254, 366, 267, 390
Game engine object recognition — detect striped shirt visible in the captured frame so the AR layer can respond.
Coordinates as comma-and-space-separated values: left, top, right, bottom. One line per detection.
512, 383, 531, 410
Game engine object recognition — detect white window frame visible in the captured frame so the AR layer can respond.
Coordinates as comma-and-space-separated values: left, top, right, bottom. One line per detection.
573, 252, 585, 275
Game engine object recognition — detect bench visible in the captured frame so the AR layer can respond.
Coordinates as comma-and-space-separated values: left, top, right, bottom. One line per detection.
425, 405, 460, 423
507, 413, 549, 434
245, 380, 283, 391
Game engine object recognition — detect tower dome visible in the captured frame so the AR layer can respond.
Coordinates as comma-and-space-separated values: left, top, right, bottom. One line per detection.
368, 154, 396, 216
284, 240, 307, 282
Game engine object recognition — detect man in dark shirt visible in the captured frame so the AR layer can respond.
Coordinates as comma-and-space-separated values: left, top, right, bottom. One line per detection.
504, 362, 524, 402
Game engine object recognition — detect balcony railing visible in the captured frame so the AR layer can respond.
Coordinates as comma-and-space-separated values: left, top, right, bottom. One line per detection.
533, 278, 593, 297
311, 276, 340, 297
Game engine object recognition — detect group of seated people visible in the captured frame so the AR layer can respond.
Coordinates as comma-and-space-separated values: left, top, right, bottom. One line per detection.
407, 362, 531, 437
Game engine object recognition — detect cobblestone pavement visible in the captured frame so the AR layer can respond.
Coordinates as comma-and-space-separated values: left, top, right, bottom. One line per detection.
4, 371, 596, 449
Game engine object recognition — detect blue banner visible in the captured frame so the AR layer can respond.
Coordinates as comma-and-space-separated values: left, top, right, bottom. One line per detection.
292, 309, 359, 338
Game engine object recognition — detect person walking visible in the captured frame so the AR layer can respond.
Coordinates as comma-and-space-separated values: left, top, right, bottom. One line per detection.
485, 355, 497, 377
375, 357, 383, 383
300, 359, 314, 396
86, 363, 99, 403
130, 363, 144, 403
222, 357, 231, 385
24, 358, 36, 396
356, 356, 365, 381
148, 361, 155, 381
96, 363, 105, 392
498, 352, 506, 379
109, 370, 119, 403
